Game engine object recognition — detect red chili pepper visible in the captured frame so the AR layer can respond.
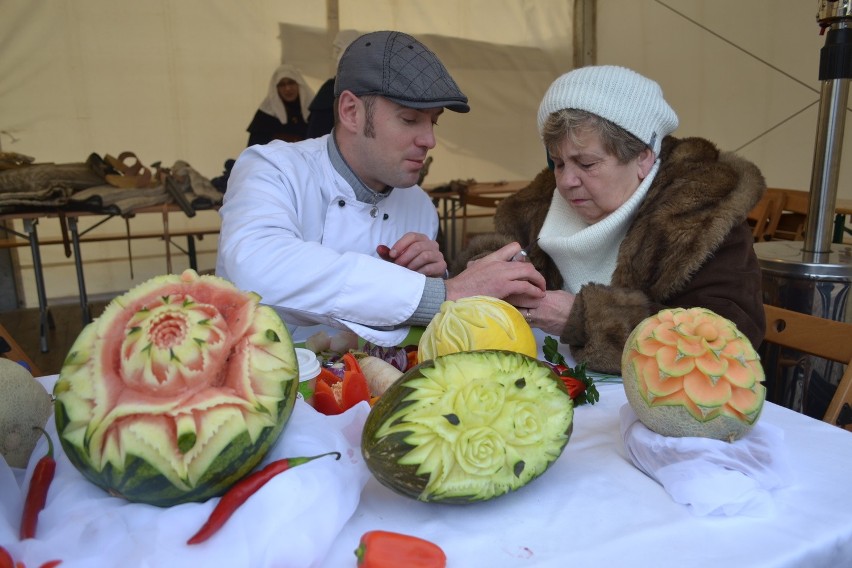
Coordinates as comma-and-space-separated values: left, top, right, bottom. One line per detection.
355, 530, 446, 568
38, 561, 63, 568
186, 451, 341, 545
20, 427, 57, 540
313, 353, 370, 415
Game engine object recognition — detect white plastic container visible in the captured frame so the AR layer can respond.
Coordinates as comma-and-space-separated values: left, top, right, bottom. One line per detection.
295, 347, 322, 405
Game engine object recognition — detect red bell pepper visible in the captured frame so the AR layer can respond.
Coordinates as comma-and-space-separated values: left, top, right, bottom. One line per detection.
355, 530, 446, 568
313, 353, 370, 415
0, 546, 13, 568
405, 349, 419, 371
560, 376, 587, 399
0, 545, 62, 568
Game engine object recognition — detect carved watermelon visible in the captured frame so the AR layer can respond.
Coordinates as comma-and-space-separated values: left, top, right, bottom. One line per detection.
621, 307, 765, 442
54, 269, 298, 507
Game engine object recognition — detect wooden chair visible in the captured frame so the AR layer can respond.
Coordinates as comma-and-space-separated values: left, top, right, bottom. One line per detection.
762, 304, 852, 430
0, 322, 42, 377
747, 191, 787, 241
767, 188, 809, 241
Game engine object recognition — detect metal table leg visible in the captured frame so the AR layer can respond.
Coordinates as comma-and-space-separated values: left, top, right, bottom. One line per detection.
67, 216, 92, 325
187, 235, 198, 271
162, 209, 172, 273
833, 213, 851, 244
23, 218, 50, 352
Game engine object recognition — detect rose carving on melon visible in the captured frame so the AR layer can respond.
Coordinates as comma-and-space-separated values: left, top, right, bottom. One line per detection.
621, 307, 766, 442
54, 269, 298, 506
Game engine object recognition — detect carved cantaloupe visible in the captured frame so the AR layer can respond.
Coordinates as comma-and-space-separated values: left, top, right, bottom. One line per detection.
621, 307, 765, 442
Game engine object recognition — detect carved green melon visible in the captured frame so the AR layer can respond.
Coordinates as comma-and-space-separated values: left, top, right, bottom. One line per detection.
362, 350, 574, 503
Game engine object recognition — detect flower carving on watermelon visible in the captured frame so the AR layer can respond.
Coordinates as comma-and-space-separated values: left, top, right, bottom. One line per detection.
54, 270, 299, 506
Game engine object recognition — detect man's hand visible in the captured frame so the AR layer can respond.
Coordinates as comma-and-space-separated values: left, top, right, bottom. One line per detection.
377, 232, 447, 277
445, 242, 546, 304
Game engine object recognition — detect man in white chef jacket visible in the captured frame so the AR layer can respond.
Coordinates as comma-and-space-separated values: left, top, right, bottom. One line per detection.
216, 31, 545, 346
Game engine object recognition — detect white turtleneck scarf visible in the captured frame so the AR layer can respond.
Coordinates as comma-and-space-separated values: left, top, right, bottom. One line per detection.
537, 160, 660, 294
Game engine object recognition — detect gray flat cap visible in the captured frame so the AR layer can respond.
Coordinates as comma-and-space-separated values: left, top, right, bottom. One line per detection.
334, 31, 469, 113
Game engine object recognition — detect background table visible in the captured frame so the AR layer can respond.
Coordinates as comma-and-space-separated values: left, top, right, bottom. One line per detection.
425, 181, 528, 262
0, 206, 218, 351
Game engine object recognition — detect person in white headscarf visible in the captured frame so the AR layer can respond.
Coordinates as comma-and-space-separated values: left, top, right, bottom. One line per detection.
306, 30, 361, 138
247, 63, 315, 146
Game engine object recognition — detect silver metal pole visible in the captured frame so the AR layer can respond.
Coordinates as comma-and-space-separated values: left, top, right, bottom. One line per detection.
807, 1, 852, 256
804, 76, 848, 256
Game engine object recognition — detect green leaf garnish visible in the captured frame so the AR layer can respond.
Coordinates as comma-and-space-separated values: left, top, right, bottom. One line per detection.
542, 336, 600, 406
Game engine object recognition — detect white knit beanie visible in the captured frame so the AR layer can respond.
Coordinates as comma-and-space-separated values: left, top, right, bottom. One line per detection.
537, 65, 679, 155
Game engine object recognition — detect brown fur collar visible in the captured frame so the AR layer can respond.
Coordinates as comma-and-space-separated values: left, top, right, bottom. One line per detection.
613, 136, 764, 300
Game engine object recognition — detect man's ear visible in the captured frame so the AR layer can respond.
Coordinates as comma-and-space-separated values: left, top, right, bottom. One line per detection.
336, 90, 360, 134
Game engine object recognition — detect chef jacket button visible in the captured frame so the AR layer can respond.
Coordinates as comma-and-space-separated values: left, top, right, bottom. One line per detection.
338, 199, 345, 207
383, 213, 389, 220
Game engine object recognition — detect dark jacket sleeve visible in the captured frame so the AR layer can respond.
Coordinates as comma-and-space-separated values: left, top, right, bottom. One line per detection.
663, 221, 765, 346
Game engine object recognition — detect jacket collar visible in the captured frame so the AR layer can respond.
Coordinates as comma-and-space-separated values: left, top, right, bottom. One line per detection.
327, 134, 392, 205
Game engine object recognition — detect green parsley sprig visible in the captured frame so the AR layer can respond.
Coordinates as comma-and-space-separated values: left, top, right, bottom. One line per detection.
542, 336, 600, 406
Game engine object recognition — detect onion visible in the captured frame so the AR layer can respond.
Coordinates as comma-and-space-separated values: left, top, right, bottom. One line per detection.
362, 342, 408, 371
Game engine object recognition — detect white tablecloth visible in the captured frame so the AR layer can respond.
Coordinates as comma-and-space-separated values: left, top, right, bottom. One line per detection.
4, 376, 852, 567
322, 383, 852, 568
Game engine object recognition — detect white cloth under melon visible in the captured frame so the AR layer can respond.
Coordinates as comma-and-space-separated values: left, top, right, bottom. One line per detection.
0, 376, 372, 568
538, 160, 659, 294
619, 405, 795, 517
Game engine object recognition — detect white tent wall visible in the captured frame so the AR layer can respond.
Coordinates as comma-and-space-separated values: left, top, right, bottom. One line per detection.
0, 0, 573, 308
1, 0, 330, 308
1, 0, 848, 310
597, 0, 850, 197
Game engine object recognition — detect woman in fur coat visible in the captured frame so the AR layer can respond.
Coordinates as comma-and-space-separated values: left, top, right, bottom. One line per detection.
454, 66, 766, 374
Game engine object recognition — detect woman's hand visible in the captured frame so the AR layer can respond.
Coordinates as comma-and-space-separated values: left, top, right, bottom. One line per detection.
446, 242, 546, 303
378, 232, 447, 277
518, 289, 575, 335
